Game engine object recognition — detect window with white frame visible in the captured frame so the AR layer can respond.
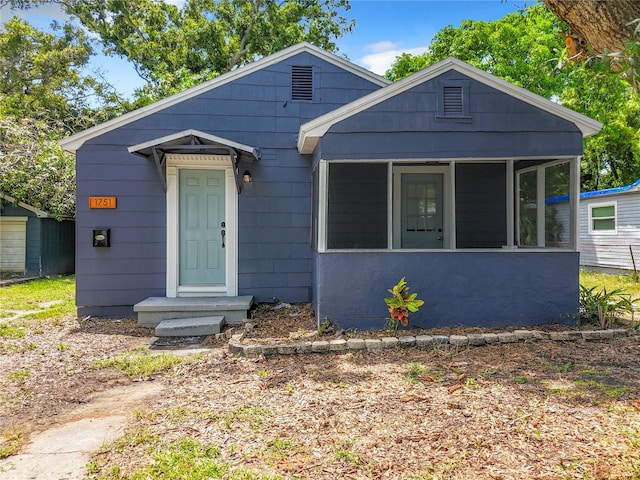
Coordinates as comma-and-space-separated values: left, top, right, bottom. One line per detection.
589, 202, 616, 233
516, 160, 572, 248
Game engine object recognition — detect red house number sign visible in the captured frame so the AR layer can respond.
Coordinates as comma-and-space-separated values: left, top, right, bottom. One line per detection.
88, 196, 117, 209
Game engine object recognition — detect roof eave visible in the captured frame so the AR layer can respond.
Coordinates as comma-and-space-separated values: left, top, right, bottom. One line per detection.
0, 192, 50, 218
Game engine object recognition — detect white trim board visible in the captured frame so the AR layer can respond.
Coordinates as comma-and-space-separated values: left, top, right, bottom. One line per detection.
165, 154, 238, 298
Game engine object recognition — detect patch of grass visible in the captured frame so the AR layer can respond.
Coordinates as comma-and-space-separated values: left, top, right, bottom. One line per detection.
464, 377, 480, 389
482, 368, 500, 378
0, 323, 26, 339
0, 428, 23, 459
220, 406, 272, 432
92, 437, 282, 480
554, 362, 573, 373
574, 379, 632, 399
514, 375, 529, 384
405, 362, 441, 383
0, 276, 75, 323
94, 347, 202, 377
111, 426, 160, 452
580, 368, 610, 376
580, 270, 640, 298
262, 437, 303, 465
7, 369, 30, 384
333, 441, 361, 466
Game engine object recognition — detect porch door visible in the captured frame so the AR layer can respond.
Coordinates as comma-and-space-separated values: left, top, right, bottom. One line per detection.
179, 169, 226, 285
400, 173, 444, 248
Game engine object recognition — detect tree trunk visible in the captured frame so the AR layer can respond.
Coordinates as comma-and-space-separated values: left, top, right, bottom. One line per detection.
543, 0, 640, 54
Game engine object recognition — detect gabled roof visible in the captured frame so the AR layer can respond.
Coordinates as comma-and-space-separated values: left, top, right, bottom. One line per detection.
128, 129, 261, 161
0, 192, 50, 218
128, 129, 261, 193
297, 57, 603, 154
60, 43, 390, 153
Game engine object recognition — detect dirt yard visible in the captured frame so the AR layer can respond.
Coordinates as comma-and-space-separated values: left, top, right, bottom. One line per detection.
2, 304, 640, 479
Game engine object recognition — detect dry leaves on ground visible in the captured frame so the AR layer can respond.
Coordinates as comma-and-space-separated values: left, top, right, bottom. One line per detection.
1, 305, 640, 479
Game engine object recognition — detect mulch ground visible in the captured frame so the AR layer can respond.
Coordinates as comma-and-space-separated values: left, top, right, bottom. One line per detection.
2, 305, 640, 479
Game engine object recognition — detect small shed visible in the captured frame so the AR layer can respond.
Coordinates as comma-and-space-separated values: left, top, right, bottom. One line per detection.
0, 193, 75, 277
576, 179, 640, 273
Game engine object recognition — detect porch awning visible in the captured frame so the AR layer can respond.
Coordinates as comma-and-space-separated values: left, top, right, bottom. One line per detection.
128, 129, 261, 193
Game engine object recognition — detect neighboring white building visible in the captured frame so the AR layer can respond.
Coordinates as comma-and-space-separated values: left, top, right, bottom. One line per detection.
552, 179, 640, 273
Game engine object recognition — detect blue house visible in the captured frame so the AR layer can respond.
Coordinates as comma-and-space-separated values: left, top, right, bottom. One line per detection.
61, 43, 601, 330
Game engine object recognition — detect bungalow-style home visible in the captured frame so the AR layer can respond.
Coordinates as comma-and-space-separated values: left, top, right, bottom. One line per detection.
0, 192, 75, 277
60, 43, 602, 331
551, 178, 640, 274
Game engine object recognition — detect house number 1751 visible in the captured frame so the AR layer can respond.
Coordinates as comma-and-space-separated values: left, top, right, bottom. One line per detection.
88, 197, 117, 209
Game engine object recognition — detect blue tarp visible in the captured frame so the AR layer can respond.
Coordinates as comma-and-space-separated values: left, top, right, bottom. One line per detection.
546, 178, 640, 204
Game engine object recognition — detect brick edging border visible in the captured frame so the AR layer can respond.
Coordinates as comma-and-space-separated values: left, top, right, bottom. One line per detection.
227, 328, 636, 357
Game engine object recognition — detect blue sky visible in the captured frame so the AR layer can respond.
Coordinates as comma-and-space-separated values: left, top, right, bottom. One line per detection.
0, 0, 524, 99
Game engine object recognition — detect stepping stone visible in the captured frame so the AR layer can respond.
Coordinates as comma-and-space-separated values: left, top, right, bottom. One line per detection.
155, 316, 225, 337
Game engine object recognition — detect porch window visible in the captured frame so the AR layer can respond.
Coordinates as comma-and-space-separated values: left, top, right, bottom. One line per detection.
517, 160, 572, 248
589, 203, 616, 233
317, 158, 576, 251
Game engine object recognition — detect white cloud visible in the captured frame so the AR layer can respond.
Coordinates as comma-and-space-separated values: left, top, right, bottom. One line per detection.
359, 44, 429, 75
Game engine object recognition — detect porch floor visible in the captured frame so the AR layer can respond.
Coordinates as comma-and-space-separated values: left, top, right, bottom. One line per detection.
134, 296, 254, 329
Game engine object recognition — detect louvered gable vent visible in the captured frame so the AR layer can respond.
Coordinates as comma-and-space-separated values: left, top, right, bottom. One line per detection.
443, 85, 463, 116
291, 65, 313, 101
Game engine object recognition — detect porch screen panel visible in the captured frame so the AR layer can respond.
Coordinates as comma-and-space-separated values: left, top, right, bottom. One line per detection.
327, 163, 387, 249
544, 162, 570, 248
455, 163, 506, 248
518, 170, 538, 246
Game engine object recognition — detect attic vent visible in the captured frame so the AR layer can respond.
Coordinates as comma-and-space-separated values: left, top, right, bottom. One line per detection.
291, 65, 313, 101
443, 86, 463, 116
437, 80, 471, 121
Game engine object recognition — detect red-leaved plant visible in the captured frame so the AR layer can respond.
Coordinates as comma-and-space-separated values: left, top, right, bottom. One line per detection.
384, 277, 424, 334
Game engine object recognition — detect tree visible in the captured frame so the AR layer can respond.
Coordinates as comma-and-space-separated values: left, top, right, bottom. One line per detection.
542, 0, 640, 55
0, 116, 75, 219
385, 3, 640, 191
0, 16, 125, 216
5, 0, 355, 101
386, 4, 569, 98
0, 16, 124, 132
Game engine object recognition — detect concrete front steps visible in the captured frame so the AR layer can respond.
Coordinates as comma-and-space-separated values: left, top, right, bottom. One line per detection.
134, 296, 253, 337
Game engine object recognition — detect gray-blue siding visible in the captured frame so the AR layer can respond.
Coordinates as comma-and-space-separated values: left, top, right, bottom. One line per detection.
75, 52, 384, 315
319, 71, 584, 159
313, 251, 579, 330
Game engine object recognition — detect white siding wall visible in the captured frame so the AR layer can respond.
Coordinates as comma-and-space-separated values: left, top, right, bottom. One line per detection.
579, 192, 640, 271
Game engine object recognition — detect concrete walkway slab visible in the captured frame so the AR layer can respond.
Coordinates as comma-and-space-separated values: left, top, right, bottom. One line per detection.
0, 382, 163, 480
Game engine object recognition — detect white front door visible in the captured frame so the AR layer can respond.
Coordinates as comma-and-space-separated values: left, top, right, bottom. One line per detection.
166, 155, 238, 297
